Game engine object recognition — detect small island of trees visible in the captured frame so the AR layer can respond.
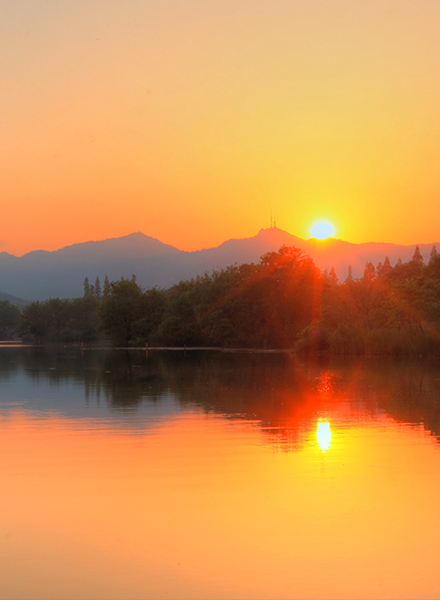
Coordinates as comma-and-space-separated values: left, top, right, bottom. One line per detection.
13, 244, 440, 355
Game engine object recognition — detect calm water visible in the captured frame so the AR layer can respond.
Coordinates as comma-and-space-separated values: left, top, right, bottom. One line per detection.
1, 346, 440, 599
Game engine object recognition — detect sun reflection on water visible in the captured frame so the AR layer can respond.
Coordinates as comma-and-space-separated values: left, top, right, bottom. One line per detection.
317, 421, 332, 452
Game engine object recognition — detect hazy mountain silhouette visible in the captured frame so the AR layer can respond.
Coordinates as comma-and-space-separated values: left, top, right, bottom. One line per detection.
0, 228, 437, 300
0, 290, 29, 307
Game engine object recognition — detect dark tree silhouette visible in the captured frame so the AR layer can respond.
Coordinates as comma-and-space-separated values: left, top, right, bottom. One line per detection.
95, 277, 101, 299
413, 246, 424, 263
103, 275, 110, 298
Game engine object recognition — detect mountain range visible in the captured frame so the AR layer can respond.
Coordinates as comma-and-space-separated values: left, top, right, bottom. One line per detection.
0, 227, 437, 302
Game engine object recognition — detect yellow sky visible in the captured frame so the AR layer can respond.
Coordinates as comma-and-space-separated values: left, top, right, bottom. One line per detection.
2, 1, 440, 255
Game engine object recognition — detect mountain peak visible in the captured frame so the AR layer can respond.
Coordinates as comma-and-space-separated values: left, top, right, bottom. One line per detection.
255, 226, 303, 243
51, 232, 180, 260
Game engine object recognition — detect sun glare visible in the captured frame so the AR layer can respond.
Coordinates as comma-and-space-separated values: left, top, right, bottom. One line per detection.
310, 221, 334, 240
317, 421, 332, 452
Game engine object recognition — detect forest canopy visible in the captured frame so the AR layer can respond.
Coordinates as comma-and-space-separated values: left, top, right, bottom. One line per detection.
17, 245, 440, 355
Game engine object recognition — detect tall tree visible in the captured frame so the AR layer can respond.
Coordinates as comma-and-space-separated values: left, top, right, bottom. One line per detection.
329, 267, 338, 285
363, 262, 376, 281
103, 275, 110, 298
95, 277, 102, 299
412, 245, 424, 263
83, 277, 90, 297
99, 279, 145, 346
383, 256, 392, 275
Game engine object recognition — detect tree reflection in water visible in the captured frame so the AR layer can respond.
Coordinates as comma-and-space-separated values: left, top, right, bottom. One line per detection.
1, 346, 440, 448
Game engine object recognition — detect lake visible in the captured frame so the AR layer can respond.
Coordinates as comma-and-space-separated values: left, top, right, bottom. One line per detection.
1, 346, 440, 599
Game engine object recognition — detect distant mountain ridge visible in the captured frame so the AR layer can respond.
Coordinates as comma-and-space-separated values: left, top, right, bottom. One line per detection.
0, 228, 436, 301
0, 291, 28, 307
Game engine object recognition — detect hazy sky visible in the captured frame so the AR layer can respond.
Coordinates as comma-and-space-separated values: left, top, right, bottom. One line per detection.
2, 0, 440, 255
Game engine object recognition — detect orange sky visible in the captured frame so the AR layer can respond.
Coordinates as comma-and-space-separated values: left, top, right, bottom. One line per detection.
2, 1, 440, 256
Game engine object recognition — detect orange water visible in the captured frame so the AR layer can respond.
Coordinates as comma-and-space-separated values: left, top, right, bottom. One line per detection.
1, 349, 440, 599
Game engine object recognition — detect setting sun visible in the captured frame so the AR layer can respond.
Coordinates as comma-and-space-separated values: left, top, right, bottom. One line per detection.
310, 221, 335, 240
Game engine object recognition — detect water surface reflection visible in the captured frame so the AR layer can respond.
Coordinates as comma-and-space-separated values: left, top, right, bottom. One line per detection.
1, 348, 440, 599
1, 347, 440, 444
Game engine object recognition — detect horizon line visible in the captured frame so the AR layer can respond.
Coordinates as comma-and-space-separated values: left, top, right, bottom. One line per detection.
2, 226, 438, 258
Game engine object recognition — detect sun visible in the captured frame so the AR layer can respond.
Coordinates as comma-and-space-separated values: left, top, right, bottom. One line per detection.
310, 221, 334, 240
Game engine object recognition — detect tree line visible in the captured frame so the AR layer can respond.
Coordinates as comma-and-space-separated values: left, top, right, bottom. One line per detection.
14, 244, 440, 354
